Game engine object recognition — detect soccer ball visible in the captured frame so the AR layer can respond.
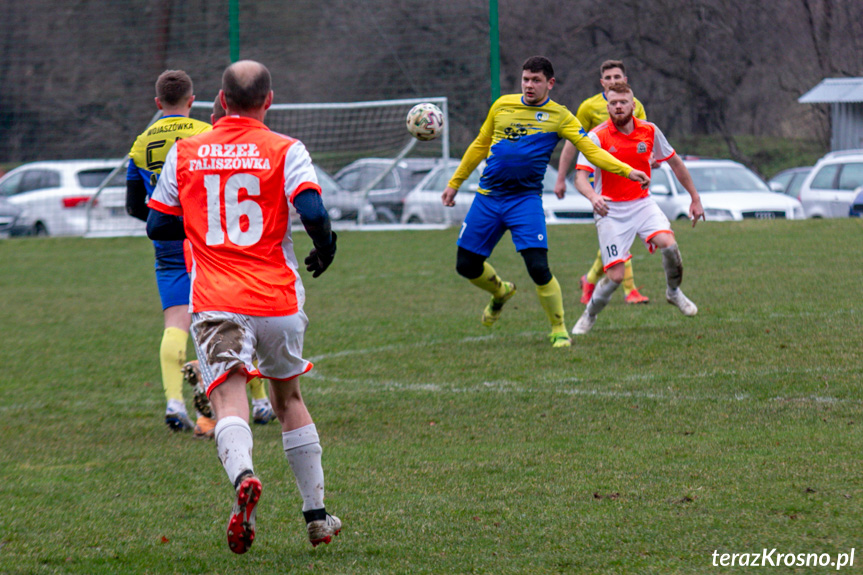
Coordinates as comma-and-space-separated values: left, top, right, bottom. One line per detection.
406, 103, 444, 141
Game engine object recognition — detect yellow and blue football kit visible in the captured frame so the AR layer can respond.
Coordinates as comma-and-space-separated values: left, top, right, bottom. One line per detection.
448, 93, 635, 346
128, 114, 212, 308
449, 94, 632, 256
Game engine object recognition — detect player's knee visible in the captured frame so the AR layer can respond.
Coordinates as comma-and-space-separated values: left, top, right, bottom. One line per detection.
606, 263, 626, 284
521, 248, 552, 285
456, 247, 485, 280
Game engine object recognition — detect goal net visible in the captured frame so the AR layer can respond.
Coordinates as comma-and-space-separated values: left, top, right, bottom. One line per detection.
86, 97, 448, 235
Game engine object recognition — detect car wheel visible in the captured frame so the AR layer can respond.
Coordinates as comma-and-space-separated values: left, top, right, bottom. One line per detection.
33, 222, 48, 236
676, 214, 689, 221
406, 215, 423, 224
327, 207, 343, 221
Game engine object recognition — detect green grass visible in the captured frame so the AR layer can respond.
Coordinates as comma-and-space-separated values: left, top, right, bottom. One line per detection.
1, 219, 861, 574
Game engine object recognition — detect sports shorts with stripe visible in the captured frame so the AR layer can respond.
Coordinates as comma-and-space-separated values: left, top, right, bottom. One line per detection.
190, 310, 313, 397
595, 196, 673, 270
457, 192, 547, 257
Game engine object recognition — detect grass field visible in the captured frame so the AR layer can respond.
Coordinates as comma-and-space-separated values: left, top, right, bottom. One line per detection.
1, 219, 861, 574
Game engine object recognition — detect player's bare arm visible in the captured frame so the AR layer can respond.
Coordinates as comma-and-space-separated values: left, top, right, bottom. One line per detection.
627, 169, 650, 188
666, 154, 705, 227
553, 141, 578, 199
574, 169, 609, 217
442, 186, 458, 207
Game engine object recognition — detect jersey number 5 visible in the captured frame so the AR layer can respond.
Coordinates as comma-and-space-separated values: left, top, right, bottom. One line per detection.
203, 173, 264, 246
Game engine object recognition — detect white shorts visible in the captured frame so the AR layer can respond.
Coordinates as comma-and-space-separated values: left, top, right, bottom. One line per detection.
190, 310, 312, 396
595, 197, 673, 270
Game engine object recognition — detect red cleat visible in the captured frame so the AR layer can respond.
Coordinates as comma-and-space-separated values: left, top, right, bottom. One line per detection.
227, 475, 262, 554
579, 275, 595, 304
625, 288, 650, 304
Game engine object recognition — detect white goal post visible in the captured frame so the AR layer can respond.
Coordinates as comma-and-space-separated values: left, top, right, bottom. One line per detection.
86, 97, 448, 235
193, 96, 449, 226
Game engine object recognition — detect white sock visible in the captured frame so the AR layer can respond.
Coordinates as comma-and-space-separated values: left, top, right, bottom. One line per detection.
166, 398, 187, 415
283, 424, 325, 512
215, 416, 255, 488
586, 277, 620, 316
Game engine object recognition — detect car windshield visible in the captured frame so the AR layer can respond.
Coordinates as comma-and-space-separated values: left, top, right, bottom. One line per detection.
684, 165, 770, 193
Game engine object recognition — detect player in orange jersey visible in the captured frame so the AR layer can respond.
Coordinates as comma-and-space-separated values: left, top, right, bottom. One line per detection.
555, 60, 651, 305
566, 82, 704, 335
147, 60, 340, 552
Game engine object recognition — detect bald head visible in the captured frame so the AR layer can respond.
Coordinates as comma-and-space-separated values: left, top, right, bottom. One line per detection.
221, 60, 272, 114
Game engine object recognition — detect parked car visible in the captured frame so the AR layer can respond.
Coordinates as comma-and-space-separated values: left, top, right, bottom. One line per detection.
650, 158, 804, 221
849, 186, 863, 217
0, 159, 137, 236
0, 196, 23, 238
798, 149, 863, 218
314, 164, 374, 222
768, 166, 812, 198
540, 166, 594, 223
401, 159, 470, 225
334, 157, 439, 223
400, 160, 592, 225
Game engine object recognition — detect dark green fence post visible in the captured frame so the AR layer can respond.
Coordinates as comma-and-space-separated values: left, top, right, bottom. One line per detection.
229, 0, 240, 62
489, 0, 500, 102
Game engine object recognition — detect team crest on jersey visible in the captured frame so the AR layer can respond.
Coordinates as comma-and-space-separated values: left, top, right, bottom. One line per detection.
535, 112, 549, 122
637, 142, 648, 154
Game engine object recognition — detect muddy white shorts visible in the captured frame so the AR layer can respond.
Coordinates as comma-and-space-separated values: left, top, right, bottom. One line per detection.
190, 310, 313, 396
595, 196, 673, 270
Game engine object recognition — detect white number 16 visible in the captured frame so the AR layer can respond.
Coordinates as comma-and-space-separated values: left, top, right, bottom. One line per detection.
204, 173, 264, 246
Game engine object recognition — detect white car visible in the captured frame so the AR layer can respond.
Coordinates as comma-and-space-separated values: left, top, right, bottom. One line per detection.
0, 159, 141, 236
400, 161, 592, 225
541, 166, 594, 224
797, 149, 863, 218
650, 158, 805, 221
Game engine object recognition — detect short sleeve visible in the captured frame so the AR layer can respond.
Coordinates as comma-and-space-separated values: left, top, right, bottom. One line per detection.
651, 124, 676, 163
283, 141, 322, 204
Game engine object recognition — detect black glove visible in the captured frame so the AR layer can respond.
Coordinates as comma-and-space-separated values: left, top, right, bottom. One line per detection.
304, 231, 337, 278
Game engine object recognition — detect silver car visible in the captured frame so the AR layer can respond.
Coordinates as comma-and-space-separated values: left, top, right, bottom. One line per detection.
334, 157, 439, 223
314, 164, 374, 222
400, 161, 591, 225
651, 159, 804, 221
0, 196, 23, 238
798, 149, 863, 218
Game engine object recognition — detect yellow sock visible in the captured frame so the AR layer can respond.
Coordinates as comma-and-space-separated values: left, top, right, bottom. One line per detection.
536, 276, 566, 332
586, 250, 604, 284
248, 377, 267, 400
622, 259, 635, 295
160, 327, 188, 403
469, 261, 508, 298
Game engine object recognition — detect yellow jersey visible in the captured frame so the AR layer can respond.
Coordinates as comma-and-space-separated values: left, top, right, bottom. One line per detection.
448, 94, 632, 196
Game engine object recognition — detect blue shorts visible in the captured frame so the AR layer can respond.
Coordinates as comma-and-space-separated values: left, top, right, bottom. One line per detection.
457, 192, 548, 257
153, 240, 189, 310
